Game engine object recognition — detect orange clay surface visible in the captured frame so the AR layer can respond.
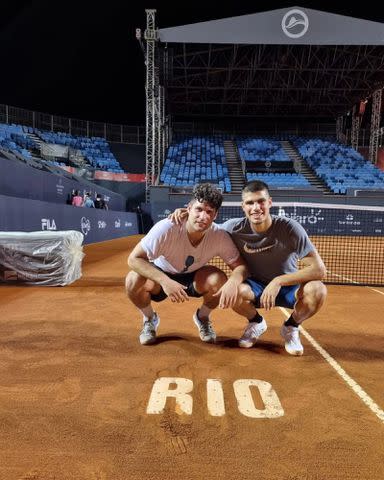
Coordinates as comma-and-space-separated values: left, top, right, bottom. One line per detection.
0, 235, 383, 480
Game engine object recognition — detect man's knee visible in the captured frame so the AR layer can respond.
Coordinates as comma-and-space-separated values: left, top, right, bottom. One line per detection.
194, 266, 227, 294
237, 282, 255, 302
125, 271, 146, 296
301, 281, 327, 307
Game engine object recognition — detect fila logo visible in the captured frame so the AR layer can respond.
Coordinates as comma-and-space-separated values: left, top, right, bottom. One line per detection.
41, 218, 57, 230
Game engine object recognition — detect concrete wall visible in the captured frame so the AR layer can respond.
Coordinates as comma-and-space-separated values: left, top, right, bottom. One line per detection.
0, 155, 126, 212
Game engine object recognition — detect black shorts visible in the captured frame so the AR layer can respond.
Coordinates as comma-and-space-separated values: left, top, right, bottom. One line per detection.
150, 268, 203, 302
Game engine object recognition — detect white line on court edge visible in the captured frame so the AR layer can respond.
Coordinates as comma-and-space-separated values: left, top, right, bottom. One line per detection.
370, 288, 384, 296
279, 307, 384, 424
328, 272, 359, 284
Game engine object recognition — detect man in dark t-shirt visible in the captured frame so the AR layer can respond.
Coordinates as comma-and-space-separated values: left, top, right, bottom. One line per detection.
222, 180, 327, 355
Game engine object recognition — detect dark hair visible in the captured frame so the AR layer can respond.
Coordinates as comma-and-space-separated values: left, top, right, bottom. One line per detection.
191, 183, 223, 211
242, 180, 270, 197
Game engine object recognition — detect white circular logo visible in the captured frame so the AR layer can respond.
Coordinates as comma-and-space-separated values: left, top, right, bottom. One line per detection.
281, 9, 309, 38
81, 217, 91, 235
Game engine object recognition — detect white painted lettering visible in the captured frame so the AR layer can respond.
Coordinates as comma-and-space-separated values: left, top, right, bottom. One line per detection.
146, 377, 193, 415
233, 379, 284, 418
206, 379, 225, 416
146, 377, 284, 418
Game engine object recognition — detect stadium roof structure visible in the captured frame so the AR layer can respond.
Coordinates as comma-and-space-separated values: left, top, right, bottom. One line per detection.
141, 6, 384, 200
154, 6, 384, 120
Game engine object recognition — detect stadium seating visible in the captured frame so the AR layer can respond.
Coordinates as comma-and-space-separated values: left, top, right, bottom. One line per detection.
237, 136, 289, 162
34, 130, 124, 173
0, 123, 125, 173
160, 135, 232, 192
237, 136, 311, 188
0, 123, 35, 160
292, 137, 384, 194
246, 172, 311, 187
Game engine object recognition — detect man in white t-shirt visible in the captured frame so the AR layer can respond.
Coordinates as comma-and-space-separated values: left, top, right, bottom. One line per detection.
126, 183, 248, 345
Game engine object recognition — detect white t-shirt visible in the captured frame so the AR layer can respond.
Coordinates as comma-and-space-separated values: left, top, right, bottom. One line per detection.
141, 219, 240, 274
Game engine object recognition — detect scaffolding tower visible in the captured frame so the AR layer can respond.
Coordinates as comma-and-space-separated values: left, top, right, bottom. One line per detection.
369, 88, 383, 165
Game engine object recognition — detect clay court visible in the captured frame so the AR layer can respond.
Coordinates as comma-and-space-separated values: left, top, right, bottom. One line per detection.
1, 235, 383, 480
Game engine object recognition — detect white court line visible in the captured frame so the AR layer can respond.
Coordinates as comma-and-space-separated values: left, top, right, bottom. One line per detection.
370, 288, 384, 296
327, 273, 384, 293
328, 272, 359, 284
279, 307, 384, 423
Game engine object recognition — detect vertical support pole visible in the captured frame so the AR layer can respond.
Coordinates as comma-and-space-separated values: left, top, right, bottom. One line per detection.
351, 104, 360, 151
336, 116, 344, 143
369, 88, 382, 165
144, 9, 158, 202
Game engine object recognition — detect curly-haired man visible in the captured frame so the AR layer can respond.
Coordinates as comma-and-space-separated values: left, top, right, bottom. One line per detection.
125, 183, 248, 345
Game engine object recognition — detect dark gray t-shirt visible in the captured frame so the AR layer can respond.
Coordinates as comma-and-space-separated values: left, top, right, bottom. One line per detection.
221, 215, 314, 284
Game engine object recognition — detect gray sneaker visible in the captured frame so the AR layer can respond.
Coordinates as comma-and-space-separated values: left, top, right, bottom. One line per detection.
193, 311, 216, 343
238, 318, 267, 348
139, 313, 160, 345
280, 324, 303, 356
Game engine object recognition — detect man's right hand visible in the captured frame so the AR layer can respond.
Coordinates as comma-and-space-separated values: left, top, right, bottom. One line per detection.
168, 208, 188, 225
161, 278, 189, 302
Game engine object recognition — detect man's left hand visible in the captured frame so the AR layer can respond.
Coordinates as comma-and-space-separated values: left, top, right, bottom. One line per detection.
260, 279, 281, 310
213, 278, 239, 309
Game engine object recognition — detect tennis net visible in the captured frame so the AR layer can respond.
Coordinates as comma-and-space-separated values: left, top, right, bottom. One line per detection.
211, 201, 384, 286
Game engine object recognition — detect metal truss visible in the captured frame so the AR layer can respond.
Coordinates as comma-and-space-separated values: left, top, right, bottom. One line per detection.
163, 44, 384, 120
336, 116, 344, 143
144, 9, 158, 202
369, 88, 383, 164
143, 22, 384, 199
351, 104, 360, 151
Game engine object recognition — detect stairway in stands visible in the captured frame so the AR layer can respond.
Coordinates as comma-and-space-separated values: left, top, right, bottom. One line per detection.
25, 131, 87, 167
24, 132, 48, 164
223, 140, 245, 193
281, 140, 334, 194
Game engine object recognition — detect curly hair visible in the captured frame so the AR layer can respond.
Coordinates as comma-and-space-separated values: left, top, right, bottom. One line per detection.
191, 183, 223, 211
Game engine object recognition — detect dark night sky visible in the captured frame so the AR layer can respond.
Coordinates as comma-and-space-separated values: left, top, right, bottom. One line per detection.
0, 1, 383, 125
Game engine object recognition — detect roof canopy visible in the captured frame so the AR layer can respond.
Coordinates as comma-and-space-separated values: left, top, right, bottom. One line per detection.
159, 7, 384, 45
156, 7, 384, 120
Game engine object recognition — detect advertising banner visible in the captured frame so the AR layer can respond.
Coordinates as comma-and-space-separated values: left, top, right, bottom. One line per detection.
150, 201, 383, 236
0, 195, 139, 244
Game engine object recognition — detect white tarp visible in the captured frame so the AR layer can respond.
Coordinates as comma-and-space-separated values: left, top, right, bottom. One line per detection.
0, 230, 84, 286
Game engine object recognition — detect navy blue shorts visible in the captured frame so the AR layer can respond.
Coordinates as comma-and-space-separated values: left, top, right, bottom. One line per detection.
245, 278, 299, 309
150, 269, 203, 302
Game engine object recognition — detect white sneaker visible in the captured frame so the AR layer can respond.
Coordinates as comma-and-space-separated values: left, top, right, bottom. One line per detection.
139, 313, 160, 345
193, 311, 216, 343
238, 318, 267, 348
280, 324, 303, 356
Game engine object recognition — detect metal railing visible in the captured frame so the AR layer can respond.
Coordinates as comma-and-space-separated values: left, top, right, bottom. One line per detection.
2, 103, 381, 149
172, 121, 339, 138
0, 103, 145, 145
